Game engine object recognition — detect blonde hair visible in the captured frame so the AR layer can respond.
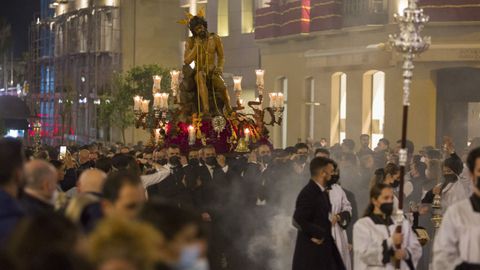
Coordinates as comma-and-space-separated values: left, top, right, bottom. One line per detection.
88, 218, 163, 270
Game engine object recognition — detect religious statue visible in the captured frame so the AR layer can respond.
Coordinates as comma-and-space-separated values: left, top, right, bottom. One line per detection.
179, 11, 232, 116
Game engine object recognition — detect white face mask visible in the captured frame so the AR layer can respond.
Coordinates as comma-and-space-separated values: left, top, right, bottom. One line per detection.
190, 258, 209, 270
175, 244, 202, 270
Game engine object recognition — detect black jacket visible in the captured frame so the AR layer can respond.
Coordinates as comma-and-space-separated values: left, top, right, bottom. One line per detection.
19, 192, 54, 216
292, 180, 345, 270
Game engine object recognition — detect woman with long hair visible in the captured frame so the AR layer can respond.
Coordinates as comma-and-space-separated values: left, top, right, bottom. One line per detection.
353, 183, 422, 270
370, 163, 401, 211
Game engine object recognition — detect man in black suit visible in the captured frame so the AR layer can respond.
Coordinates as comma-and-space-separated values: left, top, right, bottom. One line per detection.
147, 145, 188, 208
292, 157, 345, 270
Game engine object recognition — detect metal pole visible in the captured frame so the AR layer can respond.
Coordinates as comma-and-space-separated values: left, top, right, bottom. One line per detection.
389, 0, 430, 268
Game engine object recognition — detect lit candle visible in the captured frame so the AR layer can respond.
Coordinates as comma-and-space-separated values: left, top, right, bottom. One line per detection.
133, 96, 142, 111
153, 93, 161, 109
233, 76, 243, 91
153, 75, 162, 93
255, 69, 265, 86
170, 70, 180, 98
141, 99, 150, 113
188, 125, 196, 145
170, 70, 180, 87
278, 93, 285, 107
160, 93, 169, 109
269, 93, 277, 108
244, 128, 250, 142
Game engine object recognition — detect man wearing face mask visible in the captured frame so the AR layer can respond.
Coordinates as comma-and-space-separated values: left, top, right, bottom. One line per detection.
154, 147, 169, 166
292, 157, 346, 270
433, 147, 480, 269
140, 200, 204, 270
421, 154, 467, 213
243, 143, 274, 208
327, 164, 353, 270
195, 145, 232, 270
147, 145, 189, 208
291, 143, 310, 178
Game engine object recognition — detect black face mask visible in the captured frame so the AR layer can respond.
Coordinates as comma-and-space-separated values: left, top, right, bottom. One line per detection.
169, 156, 181, 167
380, 202, 394, 216
328, 174, 340, 187
156, 158, 168, 166
205, 156, 217, 166
188, 158, 200, 167
444, 174, 457, 184
259, 155, 272, 165
296, 155, 308, 164
391, 180, 400, 188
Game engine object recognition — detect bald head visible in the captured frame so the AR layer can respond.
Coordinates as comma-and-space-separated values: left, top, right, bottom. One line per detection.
24, 160, 57, 201
24, 160, 57, 189
78, 169, 107, 194
79, 149, 90, 164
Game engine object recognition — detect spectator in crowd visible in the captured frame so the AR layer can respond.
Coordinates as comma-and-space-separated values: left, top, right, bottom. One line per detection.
102, 170, 146, 220
315, 148, 330, 158
65, 169, 107, 232
88, 217, 162, 270
358, 134, 373, 157
95, 157, 112, 174
140, 200, 202, 270
0, 138, 25, 245
374, 138, 390, 169
20, 160, 57, 216
77, 149, 95, 177
6, 213, 91, 270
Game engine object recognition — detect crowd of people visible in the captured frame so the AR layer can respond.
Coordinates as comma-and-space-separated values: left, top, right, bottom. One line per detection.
0, 134, 478, 270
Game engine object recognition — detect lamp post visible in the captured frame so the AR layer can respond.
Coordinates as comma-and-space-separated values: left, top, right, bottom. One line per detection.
389, 0, 430, 268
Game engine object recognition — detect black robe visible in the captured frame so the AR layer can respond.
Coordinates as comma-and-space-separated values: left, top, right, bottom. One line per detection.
292, 180, 346, 270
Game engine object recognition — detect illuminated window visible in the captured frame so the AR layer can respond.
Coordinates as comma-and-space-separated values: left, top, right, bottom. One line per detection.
255, 0, 270, 9
340, 74, 347, 143
362, 70, 385, 147
280, 77, 288, 148
217, 0, 229, 37
304, 77, 315, 140
331, 72, 347, 145
242, 0, 254, 33
397, 0, 408, 13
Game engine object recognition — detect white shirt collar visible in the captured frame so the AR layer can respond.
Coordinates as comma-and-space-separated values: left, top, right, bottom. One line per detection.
313, 180, 327, 192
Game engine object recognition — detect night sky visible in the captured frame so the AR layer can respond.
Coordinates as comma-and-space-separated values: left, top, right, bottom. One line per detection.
0, 0, 40, 58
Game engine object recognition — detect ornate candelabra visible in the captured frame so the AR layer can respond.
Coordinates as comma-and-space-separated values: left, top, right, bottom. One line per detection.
132, 69, 285, 149
389, 1, 430, 268
431, 193, 443, 230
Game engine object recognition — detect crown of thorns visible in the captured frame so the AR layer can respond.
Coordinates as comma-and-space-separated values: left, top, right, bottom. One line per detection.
177, 8, 206, 26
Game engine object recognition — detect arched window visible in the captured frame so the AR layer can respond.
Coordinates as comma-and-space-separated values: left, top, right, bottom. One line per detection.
241, 0, 254, 33
330, 72, 347, 145
217, 0, 229, 37
362, 70, 385, 147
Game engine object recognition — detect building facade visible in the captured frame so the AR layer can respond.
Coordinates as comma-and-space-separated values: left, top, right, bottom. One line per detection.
254, 0, 480, 150
27, 0, 122, 145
